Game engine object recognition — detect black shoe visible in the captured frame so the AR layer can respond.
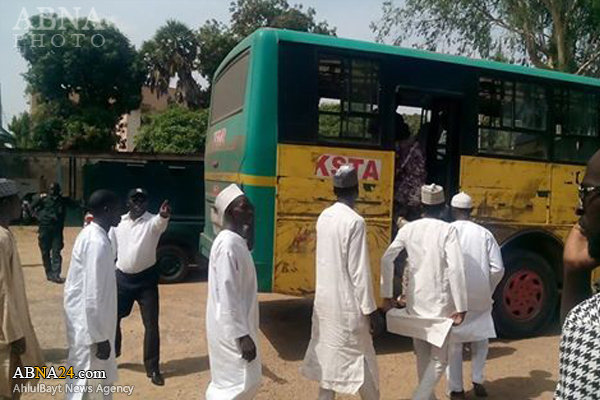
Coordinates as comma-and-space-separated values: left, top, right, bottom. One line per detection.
449, 391, 466, 400
51, 277, 65, 284
473, 383, 488, 397
148, 371, 164, 386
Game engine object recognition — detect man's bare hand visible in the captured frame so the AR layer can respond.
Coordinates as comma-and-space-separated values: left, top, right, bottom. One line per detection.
368, 310, 384, 337
396, 295, 407, 308
95, 340, 111, 360
159, 200, 171, 218
381, 298, 397, 313
450, 311, 466, 326
238, 335, 257, 362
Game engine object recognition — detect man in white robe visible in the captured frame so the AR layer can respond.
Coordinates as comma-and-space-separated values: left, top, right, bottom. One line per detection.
302, 164, 382, 400
446, 192, 504, 399
0, 179, 44, 400
381, 184, 467, 400
206, 184, 261, 400
64, 190, 122, 400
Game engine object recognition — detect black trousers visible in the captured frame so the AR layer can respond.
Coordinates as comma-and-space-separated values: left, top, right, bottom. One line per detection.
38, 226, 64, 279
115, 267, 160, 374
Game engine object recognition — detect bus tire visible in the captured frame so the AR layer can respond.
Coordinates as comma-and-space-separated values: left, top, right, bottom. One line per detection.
157, 244, 189, 284
492, 249, 558, 339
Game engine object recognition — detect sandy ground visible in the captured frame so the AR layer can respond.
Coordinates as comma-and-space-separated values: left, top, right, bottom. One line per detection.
11, 226, 560, 400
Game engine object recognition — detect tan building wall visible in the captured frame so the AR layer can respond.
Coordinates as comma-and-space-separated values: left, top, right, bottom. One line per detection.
117, 86, 176, 152
31, 86, 176, 152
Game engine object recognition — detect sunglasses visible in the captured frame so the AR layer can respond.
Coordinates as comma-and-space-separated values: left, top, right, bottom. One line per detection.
579, 185, 600, 201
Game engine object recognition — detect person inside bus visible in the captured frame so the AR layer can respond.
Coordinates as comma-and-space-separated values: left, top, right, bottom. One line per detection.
393, 114, 426, 229
555, 149, 600, 399
302, 164, 382, 400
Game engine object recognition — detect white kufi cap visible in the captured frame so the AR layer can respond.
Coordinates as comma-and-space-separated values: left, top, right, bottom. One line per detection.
211, 184, 245, 234
333, 164, 359, 188
451, 191, 473, 209
0, 179, 18, 199
421, 183, 445, 205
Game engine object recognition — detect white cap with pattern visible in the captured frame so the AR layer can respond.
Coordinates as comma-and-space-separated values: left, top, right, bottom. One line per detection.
421, 183, 445, 205
333, 164, 359, 188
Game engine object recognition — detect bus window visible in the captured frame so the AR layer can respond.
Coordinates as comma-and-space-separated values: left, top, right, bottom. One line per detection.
553, 89, 599, 163
210, 51, 250, 125
317, 55, 380, 144
477, 77, 549, 160
515, 82, 548, 131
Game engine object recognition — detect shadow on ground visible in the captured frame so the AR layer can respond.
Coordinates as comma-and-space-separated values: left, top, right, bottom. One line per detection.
43, 348, 68, 364
119, 355, 209, 378
483, 370, 557, 400
259, 298, 416, 361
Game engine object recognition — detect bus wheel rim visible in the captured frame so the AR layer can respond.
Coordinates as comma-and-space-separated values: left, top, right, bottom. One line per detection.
502, 269, 545, 321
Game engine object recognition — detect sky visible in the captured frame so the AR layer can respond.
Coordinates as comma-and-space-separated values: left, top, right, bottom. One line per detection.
0, 0, 385, 126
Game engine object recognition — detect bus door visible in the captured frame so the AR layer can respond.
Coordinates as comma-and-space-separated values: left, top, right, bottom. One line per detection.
394, 88, 462, 197
426, 100, 461, 195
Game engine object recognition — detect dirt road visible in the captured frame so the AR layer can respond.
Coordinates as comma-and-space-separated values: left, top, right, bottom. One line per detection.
13, 227, 559, 399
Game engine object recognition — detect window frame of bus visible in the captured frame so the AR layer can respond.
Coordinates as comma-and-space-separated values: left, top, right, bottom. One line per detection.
209, 49, 251, 126
477, 75, 552, 162
552, 87, 600, 164
316, 53, 381, 146
277, 42, 388, 150
477, 74, 600, 165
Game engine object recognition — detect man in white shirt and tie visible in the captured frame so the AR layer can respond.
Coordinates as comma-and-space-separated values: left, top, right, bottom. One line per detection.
111, 188, 170, 386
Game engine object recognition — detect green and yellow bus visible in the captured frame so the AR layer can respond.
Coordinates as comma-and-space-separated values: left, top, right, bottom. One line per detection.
201, 28, 600, 337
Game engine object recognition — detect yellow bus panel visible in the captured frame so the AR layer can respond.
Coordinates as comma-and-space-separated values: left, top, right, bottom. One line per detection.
273, 144, 395, 298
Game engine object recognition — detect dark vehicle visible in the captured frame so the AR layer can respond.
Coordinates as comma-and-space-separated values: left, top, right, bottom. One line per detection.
83, 158, 204, 283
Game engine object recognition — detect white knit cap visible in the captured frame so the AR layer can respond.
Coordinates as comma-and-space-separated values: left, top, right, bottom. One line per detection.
421, 184, 445, 205
451, 191, 473, 209
211, 184, 245, 234
0, 179, 18, 199
333, 164, 359, 188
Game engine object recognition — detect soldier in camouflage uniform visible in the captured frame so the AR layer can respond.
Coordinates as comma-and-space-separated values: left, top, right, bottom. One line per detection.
32, 183, 74, 284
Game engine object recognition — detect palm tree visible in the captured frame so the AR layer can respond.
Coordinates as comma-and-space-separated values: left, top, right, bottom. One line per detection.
141, 20, 203, 109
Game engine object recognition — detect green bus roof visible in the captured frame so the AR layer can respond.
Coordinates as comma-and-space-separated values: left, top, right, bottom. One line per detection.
215, 28, 600, 89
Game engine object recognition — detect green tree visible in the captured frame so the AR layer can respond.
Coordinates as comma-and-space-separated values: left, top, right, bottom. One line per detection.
229, 0, 336, 38
135, 105, 208, 153
372, 0, 600, 76
8, 112, 33, 149
141, 20, 204, 109
17, 14, 144, 151
197, 0, 336, 85
197, 20, 239, 87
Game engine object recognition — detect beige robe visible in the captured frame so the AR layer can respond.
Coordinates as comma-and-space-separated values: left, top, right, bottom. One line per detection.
0, 226, 44, 398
